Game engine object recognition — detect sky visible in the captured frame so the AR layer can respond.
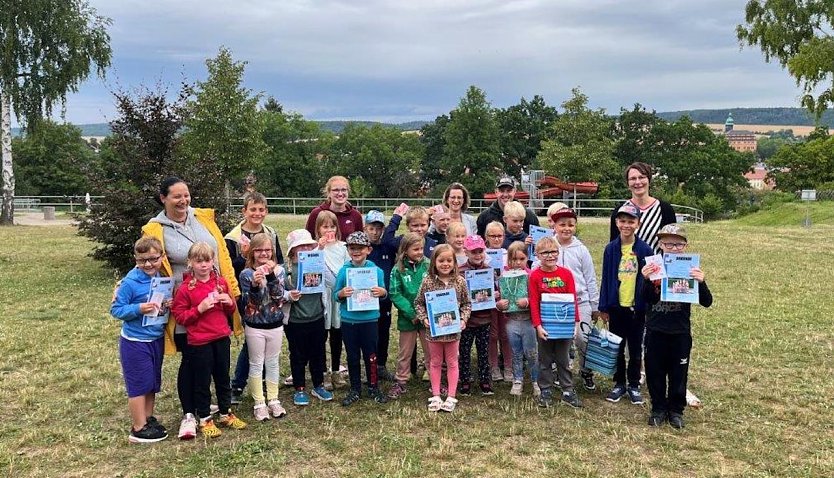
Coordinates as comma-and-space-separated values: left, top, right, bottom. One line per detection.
43, 0, 803, 125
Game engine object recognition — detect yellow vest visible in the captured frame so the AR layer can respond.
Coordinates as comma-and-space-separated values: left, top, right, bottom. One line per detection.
142, 208, 243, 355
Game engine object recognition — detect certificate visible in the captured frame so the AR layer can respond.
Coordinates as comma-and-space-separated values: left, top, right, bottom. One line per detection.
425, 289, 462, 337
499, 270, 528, 313
645, 254, 667, 281
347, 268, 380, 312
465, 268, 496, 312
485, 248, 506, 279
528, 225, 554, 257
297, 251, 325, 294
660, 254, 700, 304
143, 277, 173, 327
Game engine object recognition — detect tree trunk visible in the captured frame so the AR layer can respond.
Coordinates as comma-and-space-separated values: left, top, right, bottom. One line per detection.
0, 91, 14, 225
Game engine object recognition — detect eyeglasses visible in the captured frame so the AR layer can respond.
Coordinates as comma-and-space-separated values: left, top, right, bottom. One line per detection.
135, 256, 162, 265
628, 175, 648, 183
537, 250, 559, 257
253, 248, 272, 255
330, 188, 348, 193
486, 234, 504, 239
660, 242, 686, 250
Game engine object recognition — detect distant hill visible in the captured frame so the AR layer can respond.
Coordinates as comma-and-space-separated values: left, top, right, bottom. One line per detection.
12, 120, 428, 137
656, 108, 834, 127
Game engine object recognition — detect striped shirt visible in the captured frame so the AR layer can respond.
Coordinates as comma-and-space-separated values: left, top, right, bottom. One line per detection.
630, 199, 664, 253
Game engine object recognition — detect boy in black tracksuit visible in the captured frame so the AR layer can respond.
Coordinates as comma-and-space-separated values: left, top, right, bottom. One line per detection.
641, 224, 712, 429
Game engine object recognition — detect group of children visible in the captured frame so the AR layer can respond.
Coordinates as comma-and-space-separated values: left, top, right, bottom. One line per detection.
111, 191, 711, 443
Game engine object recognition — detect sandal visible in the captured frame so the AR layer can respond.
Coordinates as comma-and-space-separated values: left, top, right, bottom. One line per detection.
427, 395, 443, 412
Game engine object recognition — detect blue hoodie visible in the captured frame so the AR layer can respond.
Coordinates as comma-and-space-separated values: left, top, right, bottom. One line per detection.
110, 267, 167, 341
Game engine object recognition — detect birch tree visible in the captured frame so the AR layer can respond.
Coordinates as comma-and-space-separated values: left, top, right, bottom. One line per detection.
0, 0, 111, 224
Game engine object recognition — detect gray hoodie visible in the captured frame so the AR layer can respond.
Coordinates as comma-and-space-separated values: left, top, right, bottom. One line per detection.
556, 236, 599, 311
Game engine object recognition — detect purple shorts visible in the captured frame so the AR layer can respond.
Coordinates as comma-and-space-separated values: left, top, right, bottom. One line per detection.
120, 336, 164, 398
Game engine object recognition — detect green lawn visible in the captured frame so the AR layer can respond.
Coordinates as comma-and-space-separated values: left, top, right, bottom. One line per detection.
0, 215, 832, 477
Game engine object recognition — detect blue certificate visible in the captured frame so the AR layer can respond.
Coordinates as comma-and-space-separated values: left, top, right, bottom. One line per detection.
485, 248, 505, 279
528, 225, 554, 257
297, 251, 325, 294
143, 277, 173, 327
465, 268, 496, 312
661, 253, 700, 304
425, 289, 462, 337
347, 268, 380, 312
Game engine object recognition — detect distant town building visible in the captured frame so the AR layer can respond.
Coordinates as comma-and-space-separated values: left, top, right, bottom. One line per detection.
722, 113, 757, 152
744, 162, 774, 190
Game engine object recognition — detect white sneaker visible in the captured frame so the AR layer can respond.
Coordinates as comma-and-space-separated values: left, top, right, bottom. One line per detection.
686, 389, 702, 408
509, 381, 523, 396
283, 376, 294, 386
268, 400, 287, 418
440, 396, 458, 412
177, 413, 197, 440
491, 368, 503, 382
209, 404, 219, 415
503, 369, 514, 382
253, 404, 270, 422
532, 382, 541, 397
427, 395, 443, 412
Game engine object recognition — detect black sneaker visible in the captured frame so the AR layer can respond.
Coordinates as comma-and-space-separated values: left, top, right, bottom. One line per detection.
581, 372, 597, 391
606, 384, 627, 403
459, 382, 472, 396
368, 387, 388, 404
648, 411, 667, 427
231, 388, 244, 405
479, 382, 494, 396
146, 416, 167, 435
538, 389, 554, 408
561, 391, 583, 408
341, 389, 361, 407
627, 386, 644, 405
668, 412, 685, 429
129, 423, 167, 443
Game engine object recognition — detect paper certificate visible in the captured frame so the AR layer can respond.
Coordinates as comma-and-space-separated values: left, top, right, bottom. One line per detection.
645, 254, 667, 281
661, 254, 700, 304
347, 268, 380, 312
143, 277, 173, 327
499, 270, 529, 313
539, 292, 575, 339
425, 289, 462, 337
465, 269, 497, 311
528, 225, 554, 257
486, 248, 506, 279
297, 251, 325, 294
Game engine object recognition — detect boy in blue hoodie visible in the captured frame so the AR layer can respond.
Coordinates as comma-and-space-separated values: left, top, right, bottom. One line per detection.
334, 232, 389, 406
110, 237, 170, 443
364, 210, 398, 381
599, 203, 653, 405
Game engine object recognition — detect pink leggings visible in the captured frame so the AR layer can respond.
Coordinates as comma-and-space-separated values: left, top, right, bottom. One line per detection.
427, 340, 460, 397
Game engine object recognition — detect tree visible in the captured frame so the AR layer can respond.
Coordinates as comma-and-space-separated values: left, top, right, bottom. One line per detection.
179, 47, 266, 210
496, 95, 558, 177
418, 114, 448, 193
737, 0, 834, 116
538, 88, 617, 184
0, 0, 110, 224
257, 103, 334, 197
11, 120, 94, 195
442, 86, 503, 198
767, 134, 834, 191
331, 123, 424, 197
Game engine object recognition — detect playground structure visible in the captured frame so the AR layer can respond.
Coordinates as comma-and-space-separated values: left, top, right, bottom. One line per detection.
483, 170, 599, 209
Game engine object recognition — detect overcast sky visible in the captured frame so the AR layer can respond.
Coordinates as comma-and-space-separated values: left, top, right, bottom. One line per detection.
48, 0, 801, 125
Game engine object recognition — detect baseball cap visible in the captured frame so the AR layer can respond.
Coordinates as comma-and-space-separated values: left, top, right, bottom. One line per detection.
286, 229, 317, 253
495, 176, 516, 189
463, 235, 486, 251
616, 203, 641, 219
364, 210, 385, 225
656, 223, 688, 242
550, 207, 577, 221
345, 231, 371, 247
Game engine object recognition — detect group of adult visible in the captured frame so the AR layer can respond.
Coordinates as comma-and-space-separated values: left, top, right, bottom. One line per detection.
139, 161, 679, 419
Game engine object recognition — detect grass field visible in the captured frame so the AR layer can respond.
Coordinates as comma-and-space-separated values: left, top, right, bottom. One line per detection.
1, 212, 832, 477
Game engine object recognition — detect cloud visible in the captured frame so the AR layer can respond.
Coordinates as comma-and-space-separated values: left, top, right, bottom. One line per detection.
50, 0, 804, 123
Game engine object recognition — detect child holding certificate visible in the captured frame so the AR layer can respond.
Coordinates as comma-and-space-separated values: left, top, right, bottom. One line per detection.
284, 229, 334, 406
333, 232, 388, 406
641, 224, 712, 429
496, 241, 539, 397
110, 237, 170, 443
315, 210, 350, 389
414, 244, 472, 412
458, 235, 500, 396
528, 236, 582, 408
